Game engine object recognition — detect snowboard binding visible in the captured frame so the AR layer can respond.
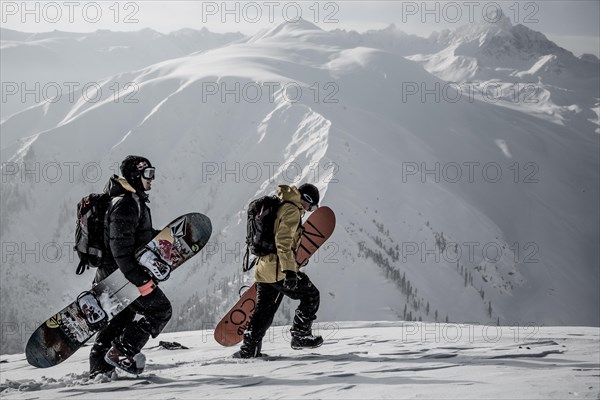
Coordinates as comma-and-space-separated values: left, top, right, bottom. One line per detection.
138, 249, 172, 281
76, 291, 108, 330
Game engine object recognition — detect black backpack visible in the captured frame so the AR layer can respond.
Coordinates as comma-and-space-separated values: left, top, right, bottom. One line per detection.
243, 195, 292, 271
74, 193, 111, 275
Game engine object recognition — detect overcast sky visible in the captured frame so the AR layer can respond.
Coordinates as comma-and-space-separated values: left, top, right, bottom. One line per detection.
1, 1, 599, 56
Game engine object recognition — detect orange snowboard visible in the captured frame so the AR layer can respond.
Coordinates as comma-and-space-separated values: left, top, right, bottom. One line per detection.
214, 206, 336, 346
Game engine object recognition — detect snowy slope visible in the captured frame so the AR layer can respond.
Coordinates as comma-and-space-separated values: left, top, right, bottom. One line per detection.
0, 27, 244, 118
0, 20, 598, 356
1, 322, 599, 399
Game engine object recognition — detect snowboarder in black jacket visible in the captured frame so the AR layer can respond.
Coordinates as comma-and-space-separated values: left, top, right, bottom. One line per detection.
89, 155, 171, 378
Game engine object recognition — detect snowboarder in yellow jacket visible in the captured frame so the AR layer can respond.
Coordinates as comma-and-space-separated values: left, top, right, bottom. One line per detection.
234, 183, 323, 358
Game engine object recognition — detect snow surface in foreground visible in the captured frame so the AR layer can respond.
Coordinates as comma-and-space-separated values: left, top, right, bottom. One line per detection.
1, 322, 598, 399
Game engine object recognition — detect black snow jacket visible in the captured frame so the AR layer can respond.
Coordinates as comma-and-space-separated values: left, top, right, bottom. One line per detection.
94, 175, 156, 286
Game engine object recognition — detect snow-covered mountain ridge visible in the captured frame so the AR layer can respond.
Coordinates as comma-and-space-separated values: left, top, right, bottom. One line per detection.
404, 15, 599, 130
0, 27, 245, 119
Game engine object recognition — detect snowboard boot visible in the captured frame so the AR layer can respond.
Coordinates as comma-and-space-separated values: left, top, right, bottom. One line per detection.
89, 343, 115, 379
290, 334, 323, 350
233, 333, 264, 359
104, 346, 146, 375
232, 348, 266, 359
290, 315, 323, 350
104, 318, 151, 373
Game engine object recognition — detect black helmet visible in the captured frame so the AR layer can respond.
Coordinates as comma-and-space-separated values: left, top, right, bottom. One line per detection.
298, 183, 320, 207
120, 155, 153, 191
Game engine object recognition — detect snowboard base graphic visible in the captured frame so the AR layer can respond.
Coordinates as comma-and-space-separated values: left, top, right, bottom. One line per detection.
214, 206, 336, 346
26, 213, 212, 368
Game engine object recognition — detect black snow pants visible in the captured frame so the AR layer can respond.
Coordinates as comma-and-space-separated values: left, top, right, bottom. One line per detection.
89, 287, 172, 374
242, 272, 320, 353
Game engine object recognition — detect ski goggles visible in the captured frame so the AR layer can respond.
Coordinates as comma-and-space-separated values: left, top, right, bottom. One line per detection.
135, 161, 155, 180
141, 167, 155, 180
302, 193, 318, 212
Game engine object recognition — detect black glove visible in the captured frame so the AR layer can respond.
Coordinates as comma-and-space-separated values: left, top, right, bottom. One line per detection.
283, 270, 299, 290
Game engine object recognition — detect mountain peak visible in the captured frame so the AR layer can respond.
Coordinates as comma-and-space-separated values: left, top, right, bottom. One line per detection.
248, 18, 325, 43
481, 9, 513, 30
452, 12, 513, 43
379, 23, 412, 37
247, 18, 324, 42
170, 27, 210, 36
268, 17, 322, 34
440, 12, 574, 61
